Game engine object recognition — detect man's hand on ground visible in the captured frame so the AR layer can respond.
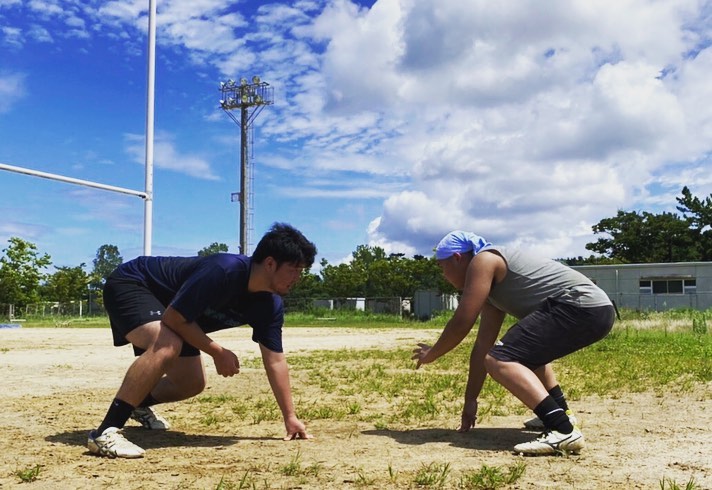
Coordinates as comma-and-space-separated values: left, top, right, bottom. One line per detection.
283, 416, 313, 441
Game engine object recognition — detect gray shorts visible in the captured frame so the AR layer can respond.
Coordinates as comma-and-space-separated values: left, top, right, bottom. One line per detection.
103, 276, 200, 357
488, 298, 615, 370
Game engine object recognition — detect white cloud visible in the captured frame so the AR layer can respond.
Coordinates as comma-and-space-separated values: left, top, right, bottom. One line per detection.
0, 221, 46, 241
6, 0, 712, 261
314, 0, 712, 258
0, 71, 25, 113
28, 24, 53, 42
124, 132, 220, 181
27, 0, 64, 17
1, 26, 23, 47
97, 0, 145, 23
186, 0, 712, 258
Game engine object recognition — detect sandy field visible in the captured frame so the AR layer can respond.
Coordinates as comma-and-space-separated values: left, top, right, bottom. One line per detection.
0, 327, 710, 489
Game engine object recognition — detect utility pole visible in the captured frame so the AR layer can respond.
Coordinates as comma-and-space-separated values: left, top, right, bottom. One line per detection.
219, 76, 273, 254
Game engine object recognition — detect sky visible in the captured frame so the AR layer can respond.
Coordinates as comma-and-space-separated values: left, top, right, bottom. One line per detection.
1, 0, 712, 272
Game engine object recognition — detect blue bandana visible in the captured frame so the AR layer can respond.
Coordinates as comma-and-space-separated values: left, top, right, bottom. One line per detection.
435, 231, 491, 260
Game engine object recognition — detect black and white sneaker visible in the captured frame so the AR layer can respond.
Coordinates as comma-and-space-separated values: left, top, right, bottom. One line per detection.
513, 428, 585, 455
131, 406, 171, 430
87, 427, 145, 458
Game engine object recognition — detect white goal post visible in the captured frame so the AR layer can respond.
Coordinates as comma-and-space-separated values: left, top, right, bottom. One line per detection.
0, 0, 157, 256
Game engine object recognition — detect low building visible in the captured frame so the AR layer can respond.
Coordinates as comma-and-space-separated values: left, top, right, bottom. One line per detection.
572, 261, 712, 311
412, 290, 459, 320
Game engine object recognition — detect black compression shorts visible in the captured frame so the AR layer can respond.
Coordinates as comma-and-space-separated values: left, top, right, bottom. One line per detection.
488, 298, 615, 370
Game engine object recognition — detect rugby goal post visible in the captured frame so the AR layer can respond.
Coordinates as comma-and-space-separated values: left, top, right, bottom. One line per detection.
0, 0, 157, 256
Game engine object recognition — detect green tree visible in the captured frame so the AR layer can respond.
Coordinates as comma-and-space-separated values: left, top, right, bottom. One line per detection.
321, 261, 364, 297
91, 244, 123, 289
560, 255, 622, 266
43, 264, 89, 303
286, 268, 323, 301
586, 210, 698, 263
198, 242, 229, 256
0, 237, 52, 307
676, 186, 712, 260
318, 246, 453, 299
408, 254, 455, 294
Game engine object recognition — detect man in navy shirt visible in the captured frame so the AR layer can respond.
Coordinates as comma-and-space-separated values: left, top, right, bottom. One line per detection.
88, 223, 317, 458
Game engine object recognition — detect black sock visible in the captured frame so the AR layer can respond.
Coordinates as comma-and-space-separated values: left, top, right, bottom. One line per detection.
96, 398, 135, 435
548, 385, 569, 412
534, 396, 573, 434
138, 393, 159, 408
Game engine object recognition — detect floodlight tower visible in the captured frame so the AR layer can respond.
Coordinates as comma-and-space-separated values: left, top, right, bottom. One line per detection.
219, 76, 274, 255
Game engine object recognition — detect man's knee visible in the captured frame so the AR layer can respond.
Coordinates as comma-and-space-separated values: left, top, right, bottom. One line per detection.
168, 357, 207, 398
483, 353, 500, 374
184, 375, 206, 397
128, 322, 184, 363
153, 334, 184, 362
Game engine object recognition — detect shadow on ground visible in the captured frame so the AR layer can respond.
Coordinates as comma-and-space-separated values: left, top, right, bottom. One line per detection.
362, 427, 534, 452
46, 427, 277, 451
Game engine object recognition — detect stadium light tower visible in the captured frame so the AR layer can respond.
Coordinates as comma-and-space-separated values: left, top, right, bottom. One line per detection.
219, 76, 274, 255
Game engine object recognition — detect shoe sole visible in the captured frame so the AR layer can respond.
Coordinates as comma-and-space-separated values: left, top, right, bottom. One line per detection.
514, 447, 583, 456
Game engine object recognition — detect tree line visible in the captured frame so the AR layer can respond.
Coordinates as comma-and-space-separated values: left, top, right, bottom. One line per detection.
2, 187, 711, 309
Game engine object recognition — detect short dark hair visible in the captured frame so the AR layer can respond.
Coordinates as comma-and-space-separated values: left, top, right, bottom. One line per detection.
252, 222, 317, 268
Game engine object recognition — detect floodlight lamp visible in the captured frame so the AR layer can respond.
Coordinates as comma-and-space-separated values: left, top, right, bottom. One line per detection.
220, 81, 225, 88
254, 95, 262, 104
241, 94, 249, 103
227, 79, 234, 86
252, 75, 261, 84
240, 77, 248, 86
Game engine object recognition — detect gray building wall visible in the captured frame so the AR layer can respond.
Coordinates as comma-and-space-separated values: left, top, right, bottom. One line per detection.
572, 262, 712, 311
413, 290, 459, 320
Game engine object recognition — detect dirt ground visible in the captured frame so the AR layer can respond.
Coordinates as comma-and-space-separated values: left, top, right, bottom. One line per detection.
0, 327, 710, 489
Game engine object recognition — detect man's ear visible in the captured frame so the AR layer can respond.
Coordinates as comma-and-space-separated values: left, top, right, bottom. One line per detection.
263, 256, 278, 272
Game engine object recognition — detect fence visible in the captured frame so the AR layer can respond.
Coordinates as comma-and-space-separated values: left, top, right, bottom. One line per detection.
283, 297, 407, 316
3, 294, 456, 322
1, 300, 107, 320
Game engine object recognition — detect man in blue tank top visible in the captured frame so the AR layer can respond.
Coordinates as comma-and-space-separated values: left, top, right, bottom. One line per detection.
87, 223, 317, 458
412, 230, 615, 456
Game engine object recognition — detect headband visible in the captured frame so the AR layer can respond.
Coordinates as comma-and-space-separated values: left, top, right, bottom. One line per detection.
435, 231, 491, 260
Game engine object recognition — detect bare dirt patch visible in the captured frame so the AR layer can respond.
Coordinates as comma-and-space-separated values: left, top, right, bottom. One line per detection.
0, 327, 710, 489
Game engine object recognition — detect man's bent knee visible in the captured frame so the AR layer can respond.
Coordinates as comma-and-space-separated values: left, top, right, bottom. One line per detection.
483, 353, 500, 374
167, 357, 207, 398
127, 322, 184, 362
484, 354, 516, 381
184, 376, 206, 397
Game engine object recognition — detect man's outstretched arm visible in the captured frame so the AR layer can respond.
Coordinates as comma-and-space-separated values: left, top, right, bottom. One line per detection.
259, 343, 312, 440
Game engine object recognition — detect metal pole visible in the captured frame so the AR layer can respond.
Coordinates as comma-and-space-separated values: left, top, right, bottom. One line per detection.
219, 78, 272, 254
144, 0, 157, 256
240, 104, 249, 255
0, 163, 148, 198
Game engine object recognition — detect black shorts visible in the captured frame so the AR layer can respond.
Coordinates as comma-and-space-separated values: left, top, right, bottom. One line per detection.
103, 276, 200, 357
488, 298, 615, 370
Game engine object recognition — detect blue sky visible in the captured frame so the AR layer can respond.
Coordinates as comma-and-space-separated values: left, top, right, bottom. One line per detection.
1, 0, 712, 271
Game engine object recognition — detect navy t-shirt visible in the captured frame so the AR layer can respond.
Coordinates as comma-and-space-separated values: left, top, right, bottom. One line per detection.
113, 254, 284, 352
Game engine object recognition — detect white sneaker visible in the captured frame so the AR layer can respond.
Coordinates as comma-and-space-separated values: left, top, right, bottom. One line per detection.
523, 410, 577, 430
513, 428, 585, 456
131, 406, 171, 430
87, 427, 145, 458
